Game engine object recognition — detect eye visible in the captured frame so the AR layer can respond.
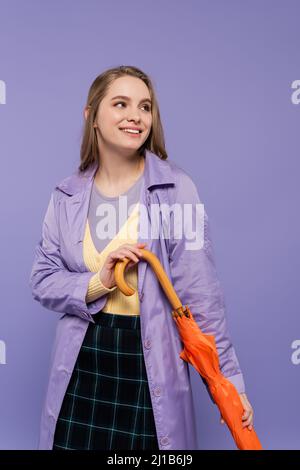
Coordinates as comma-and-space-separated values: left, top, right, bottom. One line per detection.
115, 101, 126, 108
114, 101, 151, 112
142, 104, 151, 112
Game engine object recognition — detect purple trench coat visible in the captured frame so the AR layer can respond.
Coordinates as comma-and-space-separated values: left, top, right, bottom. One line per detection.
29, 150, 245, 450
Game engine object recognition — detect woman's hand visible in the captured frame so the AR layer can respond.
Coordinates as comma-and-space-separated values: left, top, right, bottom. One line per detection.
220, 393, 254, 430
99, 242, 147, 289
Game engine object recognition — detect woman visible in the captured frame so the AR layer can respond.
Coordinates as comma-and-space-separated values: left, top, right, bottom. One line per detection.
30, 65, 254, 451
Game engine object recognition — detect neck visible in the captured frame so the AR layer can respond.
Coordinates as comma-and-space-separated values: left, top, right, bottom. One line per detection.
96, 153, 144, 185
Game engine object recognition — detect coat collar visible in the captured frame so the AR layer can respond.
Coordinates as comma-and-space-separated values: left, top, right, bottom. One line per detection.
55, 149, 175, 196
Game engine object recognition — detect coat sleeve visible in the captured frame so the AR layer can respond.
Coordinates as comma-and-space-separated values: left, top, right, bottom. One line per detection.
168, 171, 246, 403
29, 190, 111, 323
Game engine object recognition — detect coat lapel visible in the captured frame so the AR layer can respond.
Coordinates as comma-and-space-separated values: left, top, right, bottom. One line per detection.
56, 161, 98, 247
137, 151, 175, 296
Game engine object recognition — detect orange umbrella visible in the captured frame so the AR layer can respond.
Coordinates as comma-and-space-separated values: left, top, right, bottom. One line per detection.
114, 248, 263, 450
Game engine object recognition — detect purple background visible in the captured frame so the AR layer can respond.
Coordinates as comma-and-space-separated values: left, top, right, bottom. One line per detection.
0, 0, 299, 450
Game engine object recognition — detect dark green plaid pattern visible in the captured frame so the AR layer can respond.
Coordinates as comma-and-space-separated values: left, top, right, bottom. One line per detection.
52, 311, 159, 450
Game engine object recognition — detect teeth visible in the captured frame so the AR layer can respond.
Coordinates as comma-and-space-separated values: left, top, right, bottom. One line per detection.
121, 128, 140, 134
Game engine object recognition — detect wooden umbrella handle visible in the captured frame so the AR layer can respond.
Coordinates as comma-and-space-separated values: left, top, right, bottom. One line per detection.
114, 248, 182, 311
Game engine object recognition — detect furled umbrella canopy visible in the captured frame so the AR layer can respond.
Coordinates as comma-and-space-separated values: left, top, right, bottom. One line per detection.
114, 248, 263, 451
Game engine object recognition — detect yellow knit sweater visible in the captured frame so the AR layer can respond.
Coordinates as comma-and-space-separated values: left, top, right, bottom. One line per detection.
84, 201, 140, 315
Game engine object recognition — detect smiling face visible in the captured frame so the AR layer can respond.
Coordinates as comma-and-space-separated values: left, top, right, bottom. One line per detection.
86, 75, 153, 155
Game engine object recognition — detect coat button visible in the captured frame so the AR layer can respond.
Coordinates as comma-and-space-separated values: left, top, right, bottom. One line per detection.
153, 386, 161, 397
144, 339, 152, 349
49, 415, 56, 426
160, 436, 169, 446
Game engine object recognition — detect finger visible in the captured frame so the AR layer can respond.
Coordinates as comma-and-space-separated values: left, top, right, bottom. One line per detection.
124, 245, 145, 257
121, 242, 145, 250
242, 415, 251, 426
122, 242, 147, 252
124, 248, 142, 258
242, 413, 254, 428
108, 252, 127, 261
243, 419, 252, 428
122, 249, 140, 263
110, 249, 131, 259
125, 257, 139, 266
106, 252, 130, 266
242, 409, 251, 420
244, 421, 254, 430
116, 249, 139, 264
107, 245, 146, 264
122, 246, 144, 259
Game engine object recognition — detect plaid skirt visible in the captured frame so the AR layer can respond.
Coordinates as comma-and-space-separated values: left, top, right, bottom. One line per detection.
52, 311, 159, 450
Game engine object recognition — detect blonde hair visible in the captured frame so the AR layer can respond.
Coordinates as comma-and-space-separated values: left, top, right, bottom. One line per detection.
79, 65, 168, 172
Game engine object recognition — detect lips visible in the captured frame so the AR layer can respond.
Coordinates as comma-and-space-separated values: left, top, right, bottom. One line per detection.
119, 128, 142, 133
119, 128, 142, 138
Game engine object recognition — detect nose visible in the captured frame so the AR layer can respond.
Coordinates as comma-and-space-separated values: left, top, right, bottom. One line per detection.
126, 116, 141, 124
126, 109, 142, 123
